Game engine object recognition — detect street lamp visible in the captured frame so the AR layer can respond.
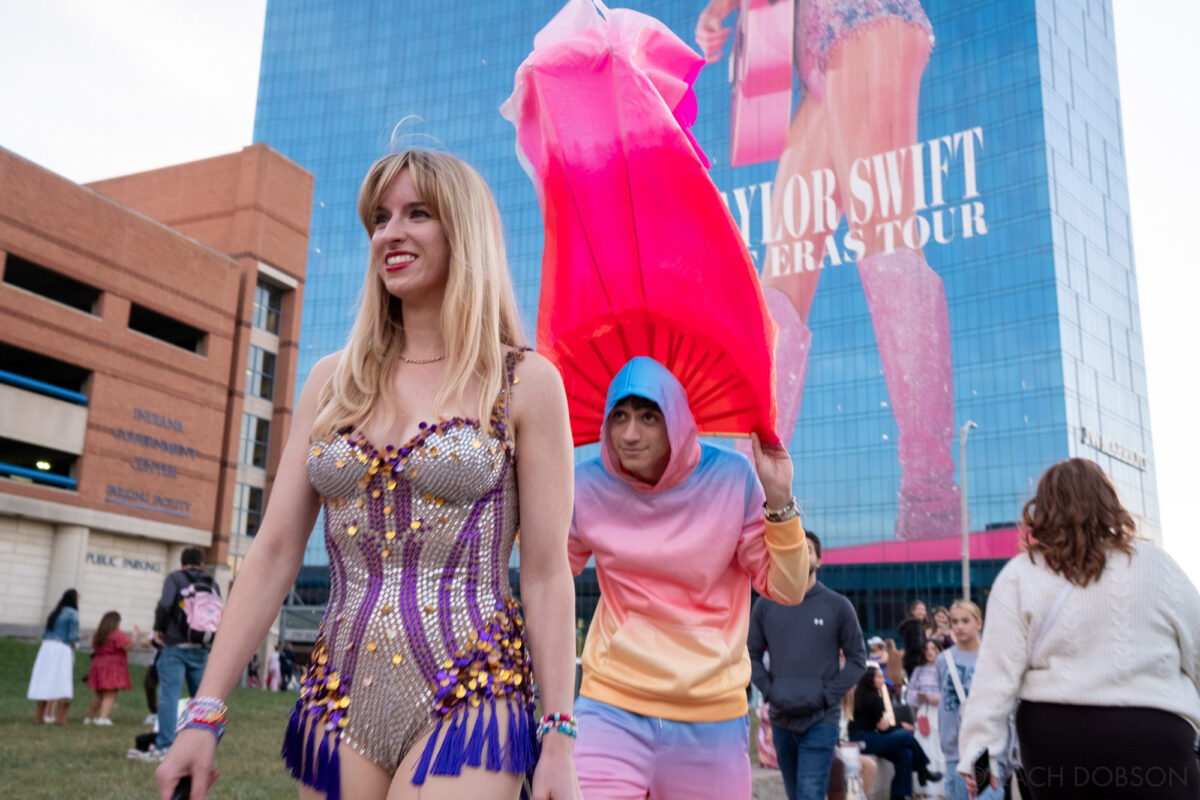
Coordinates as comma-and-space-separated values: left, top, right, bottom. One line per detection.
960, 420, 978, 601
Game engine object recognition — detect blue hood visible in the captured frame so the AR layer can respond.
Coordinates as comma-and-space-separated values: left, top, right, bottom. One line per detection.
600, 357, 702, 494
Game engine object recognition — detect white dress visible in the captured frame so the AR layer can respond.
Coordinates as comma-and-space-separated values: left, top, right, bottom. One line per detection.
27, 639, 75, 700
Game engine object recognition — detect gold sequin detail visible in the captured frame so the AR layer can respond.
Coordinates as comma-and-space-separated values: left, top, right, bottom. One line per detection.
312, 446, 323, 457
347, 525, 358, 536
366, 641, 377, 652
392, 654, 402, 664
385, 530, 396, 540
410, 520, 421, 530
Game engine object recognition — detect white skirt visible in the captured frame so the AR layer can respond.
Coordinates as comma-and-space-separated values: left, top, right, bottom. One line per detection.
27, 639, 75, 700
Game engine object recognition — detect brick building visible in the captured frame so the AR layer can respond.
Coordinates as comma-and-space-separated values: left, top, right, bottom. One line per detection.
0, 144, 311, 636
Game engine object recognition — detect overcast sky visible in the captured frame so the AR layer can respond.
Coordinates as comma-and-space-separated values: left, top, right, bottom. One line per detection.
0, 1, 1195, 584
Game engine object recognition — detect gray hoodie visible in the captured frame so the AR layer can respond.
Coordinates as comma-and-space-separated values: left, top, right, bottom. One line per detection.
749, 581, 868, 734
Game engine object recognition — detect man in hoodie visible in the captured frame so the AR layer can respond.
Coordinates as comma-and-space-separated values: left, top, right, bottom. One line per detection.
568, 357, 809, 800
748, 530, 868, 800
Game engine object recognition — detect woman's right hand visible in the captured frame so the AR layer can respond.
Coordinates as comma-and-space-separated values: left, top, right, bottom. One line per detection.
155, 729, 219, 800
695, 0, 738, 62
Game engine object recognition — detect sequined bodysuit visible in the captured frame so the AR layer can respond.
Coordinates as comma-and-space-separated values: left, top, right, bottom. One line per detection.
283, 351, 538, 796
797, 0, 934, 99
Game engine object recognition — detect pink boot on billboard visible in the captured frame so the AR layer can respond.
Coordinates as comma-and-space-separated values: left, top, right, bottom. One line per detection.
735, 288, 810, 464
858, 248, 962, 541
764, 287, 812, 447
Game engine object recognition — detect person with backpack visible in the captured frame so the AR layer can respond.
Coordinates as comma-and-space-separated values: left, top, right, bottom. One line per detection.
137, 546, 222, 762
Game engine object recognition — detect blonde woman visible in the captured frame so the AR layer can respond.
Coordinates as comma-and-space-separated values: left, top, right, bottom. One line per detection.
156, 150, 581, 800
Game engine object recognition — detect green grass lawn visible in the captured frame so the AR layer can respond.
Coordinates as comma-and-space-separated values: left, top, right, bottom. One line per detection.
2, 637, 769, 798
0, 637, 299, 799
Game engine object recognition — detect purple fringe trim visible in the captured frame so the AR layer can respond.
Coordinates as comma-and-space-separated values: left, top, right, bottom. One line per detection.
301, 717, 318, 785
465, 703, 487, 767
281, 704, 304, 780
281, 701, 343, 798
485, 700, 502, 771
431, 709, 465, 775
410, 699, 538, 786
411, 715, 444, 786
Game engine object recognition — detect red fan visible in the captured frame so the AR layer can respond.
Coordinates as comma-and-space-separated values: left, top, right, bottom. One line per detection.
503, 0, 780, 447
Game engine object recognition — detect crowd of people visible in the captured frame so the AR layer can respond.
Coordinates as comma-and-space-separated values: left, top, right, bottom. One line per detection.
21, 4, 1200, 796
21, 147, 1200, 800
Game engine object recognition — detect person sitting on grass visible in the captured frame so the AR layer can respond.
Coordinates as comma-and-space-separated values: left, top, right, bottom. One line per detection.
847, 664, 941, 800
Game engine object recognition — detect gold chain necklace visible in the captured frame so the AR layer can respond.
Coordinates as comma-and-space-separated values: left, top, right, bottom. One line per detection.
399, 353, 446, 365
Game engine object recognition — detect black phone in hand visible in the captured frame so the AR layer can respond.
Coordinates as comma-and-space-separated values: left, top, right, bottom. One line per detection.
170, 776, 192, 800
973, 750, 992, 789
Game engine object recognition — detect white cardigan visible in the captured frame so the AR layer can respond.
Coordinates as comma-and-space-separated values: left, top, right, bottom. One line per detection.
958, 540, 1200, 766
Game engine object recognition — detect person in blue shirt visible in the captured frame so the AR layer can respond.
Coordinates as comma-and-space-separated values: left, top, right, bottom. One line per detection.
28, 588, 80, 725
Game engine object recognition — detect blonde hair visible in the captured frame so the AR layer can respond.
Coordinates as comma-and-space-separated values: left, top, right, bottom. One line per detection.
950, 598, 983, 624
312, 150, 526, 441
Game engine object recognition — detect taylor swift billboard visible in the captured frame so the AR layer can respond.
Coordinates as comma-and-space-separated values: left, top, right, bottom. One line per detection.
507, 0, 1048, 560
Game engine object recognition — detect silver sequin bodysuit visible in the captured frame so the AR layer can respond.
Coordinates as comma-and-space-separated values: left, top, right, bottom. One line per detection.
283, 351, 538, 793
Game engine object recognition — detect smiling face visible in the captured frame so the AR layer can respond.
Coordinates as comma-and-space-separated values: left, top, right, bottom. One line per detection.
606, 396, 671, 484
934, 609, 950, 629
369, 168, 451, 303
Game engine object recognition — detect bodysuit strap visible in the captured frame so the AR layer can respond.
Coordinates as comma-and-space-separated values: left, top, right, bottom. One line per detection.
489, 346, 530, 458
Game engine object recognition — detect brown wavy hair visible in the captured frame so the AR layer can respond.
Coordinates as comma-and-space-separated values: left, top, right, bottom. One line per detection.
92, 610, 121, 650
1022, 459, 1136, 586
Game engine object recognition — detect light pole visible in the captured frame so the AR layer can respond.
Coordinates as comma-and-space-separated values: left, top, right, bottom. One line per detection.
960, 420, 977, 601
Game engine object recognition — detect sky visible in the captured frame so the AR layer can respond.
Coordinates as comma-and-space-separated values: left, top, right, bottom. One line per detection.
0, 0, 1196, 584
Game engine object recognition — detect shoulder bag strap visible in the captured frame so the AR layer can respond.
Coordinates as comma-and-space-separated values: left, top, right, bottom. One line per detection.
1030, 583, 1074, 663
945, 649, 967, 706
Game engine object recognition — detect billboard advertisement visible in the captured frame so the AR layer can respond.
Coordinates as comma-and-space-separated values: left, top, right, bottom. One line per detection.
695, 0, 989, 558
255, 0, 1155, 568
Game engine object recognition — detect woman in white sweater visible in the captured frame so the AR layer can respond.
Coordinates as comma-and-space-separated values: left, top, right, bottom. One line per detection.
958, 458, 1200, 800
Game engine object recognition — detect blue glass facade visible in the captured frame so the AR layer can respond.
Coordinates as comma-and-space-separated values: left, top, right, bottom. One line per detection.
254, 0, 1157, 571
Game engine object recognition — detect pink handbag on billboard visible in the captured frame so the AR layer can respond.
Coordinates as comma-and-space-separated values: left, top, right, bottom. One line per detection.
729, 0, 794, 166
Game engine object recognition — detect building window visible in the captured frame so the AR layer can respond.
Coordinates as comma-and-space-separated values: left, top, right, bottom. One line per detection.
129, 303, 206, 353
232, 482, 264, 536
239, 413, 271, 468
245, 346, 276, 401
2, 253, 102, 313
253, 281, 283, 334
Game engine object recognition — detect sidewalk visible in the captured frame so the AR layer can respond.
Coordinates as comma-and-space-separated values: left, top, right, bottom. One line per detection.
751, 766, 785, 799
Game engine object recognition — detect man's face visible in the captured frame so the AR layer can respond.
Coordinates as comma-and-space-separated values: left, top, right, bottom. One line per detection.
806, 538, 820, 575
607, 399, 671, 482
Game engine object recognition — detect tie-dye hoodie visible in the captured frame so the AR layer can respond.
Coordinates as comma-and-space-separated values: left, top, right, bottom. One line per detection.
569, 357, 808, 722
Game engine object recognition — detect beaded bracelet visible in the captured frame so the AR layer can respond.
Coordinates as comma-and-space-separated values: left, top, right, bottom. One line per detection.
763, 496, 800, 523
536, 712, 578, 741
177, 696, 229, 743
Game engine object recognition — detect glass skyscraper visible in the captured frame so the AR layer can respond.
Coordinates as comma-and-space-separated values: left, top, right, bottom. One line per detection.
254, 0, 1157, 617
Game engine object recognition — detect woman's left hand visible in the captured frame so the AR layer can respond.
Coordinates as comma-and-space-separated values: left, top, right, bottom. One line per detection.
530, 734, 582, 800
750, 433, 794, 510
963, 771, 1000, 799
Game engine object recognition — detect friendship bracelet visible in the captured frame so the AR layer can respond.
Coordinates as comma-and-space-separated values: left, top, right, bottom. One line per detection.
177, 696, 229, 743
536, 713, 578, 741
763, 496, 799, 523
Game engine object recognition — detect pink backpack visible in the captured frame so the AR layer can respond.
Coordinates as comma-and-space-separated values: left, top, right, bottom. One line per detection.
178, 574, 222, 646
